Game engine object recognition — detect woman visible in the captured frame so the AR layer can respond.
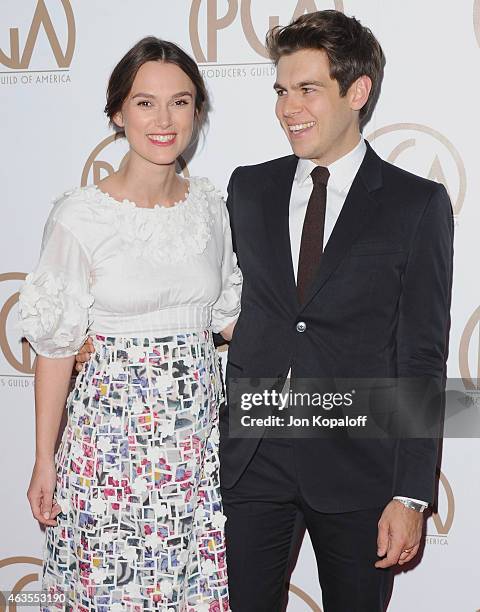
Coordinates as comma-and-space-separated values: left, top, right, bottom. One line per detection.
19, 37, 240, 611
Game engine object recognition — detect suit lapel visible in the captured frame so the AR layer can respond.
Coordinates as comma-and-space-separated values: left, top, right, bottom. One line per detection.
299, 143, 384, 311
264, 155, 299, 305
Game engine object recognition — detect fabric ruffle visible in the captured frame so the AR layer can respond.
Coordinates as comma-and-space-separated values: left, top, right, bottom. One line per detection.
18, 270, 94, 357
64, 177, 222, 264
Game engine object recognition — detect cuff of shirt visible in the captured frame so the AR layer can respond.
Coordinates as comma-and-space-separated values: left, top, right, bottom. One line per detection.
393, 496, 428, 508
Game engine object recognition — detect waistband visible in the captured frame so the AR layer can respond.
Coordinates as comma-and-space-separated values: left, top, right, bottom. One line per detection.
89, 306, 213, 338
91, 329, 212, 348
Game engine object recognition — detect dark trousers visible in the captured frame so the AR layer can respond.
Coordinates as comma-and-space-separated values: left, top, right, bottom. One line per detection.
222, 437, 393, 612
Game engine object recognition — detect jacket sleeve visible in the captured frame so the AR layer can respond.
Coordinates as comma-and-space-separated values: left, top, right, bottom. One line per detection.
394, 182, 454, 503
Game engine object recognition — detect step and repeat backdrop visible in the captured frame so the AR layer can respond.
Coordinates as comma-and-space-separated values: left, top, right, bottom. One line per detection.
1, 1, 479, 610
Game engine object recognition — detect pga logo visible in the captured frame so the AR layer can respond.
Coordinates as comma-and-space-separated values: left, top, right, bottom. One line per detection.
0, 0, 75, 70
0, 273, 34, 375
189, 0, 344, 63
368, 123, 466, 217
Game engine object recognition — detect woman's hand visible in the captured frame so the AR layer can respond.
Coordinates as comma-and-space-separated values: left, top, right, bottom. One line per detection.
74, 336, 95, 372
220, 320, 237, 342
27, 460, 62, 527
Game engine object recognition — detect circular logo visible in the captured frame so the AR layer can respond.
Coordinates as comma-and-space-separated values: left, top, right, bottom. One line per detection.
431, 470, 455, 536
0, 556, 42, 611
0, 273, 35, 375
289, 584, 323, 611
368, 123, 466, 216
459, 306, 480, 391
81, 135, 189, 187
189, 0, 344, 63
0, 0, 75, 70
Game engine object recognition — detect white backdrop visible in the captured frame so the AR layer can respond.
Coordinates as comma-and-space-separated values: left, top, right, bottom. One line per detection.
1, 1, 479, 610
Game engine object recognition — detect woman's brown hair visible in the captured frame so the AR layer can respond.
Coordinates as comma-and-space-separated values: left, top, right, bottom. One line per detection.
105, 36, 209, 137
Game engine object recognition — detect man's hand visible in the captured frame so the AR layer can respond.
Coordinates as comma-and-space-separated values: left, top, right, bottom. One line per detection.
375, 499, 424, 568
220, 320, 237, 342
74, 336, 95, 372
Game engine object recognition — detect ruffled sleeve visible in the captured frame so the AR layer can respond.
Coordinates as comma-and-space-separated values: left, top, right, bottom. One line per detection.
18, 210, 94, 358
211, 201, 242, 333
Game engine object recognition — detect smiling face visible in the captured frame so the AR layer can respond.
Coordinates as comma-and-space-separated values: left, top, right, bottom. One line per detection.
113, 60, 196, 168
274, 48, 371, 166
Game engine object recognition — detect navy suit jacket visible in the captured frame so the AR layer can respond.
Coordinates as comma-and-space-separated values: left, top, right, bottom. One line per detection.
220, 142, 453, 512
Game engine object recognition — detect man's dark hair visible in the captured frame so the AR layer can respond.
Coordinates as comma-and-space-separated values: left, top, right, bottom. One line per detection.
266, 10, 385, 121
105, 36, 209, 137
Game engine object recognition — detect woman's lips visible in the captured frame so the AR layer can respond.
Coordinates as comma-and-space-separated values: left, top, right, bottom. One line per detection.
147, 134, 177, 147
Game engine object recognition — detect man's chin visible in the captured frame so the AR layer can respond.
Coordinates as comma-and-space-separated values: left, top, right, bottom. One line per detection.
286, 137, 314, 159
290, 145, 316, 160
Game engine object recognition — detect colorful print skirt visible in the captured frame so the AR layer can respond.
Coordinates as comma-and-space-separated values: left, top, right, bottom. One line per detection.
42, 331, 230, 612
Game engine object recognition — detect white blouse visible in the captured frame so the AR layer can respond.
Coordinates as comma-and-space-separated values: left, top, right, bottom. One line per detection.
18, 177, 242, 358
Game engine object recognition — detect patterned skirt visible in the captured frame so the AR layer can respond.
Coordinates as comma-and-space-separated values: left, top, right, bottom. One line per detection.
42, 331, 230, 612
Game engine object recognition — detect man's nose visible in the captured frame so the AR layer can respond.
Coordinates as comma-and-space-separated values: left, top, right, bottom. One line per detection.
282, 96, 302, 118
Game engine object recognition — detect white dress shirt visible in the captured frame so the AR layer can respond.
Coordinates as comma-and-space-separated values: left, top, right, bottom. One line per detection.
288, 137, 427, 509
289, 137, 366, 281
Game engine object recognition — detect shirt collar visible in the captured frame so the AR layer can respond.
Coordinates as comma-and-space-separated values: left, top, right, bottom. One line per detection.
294, 136, 367, 194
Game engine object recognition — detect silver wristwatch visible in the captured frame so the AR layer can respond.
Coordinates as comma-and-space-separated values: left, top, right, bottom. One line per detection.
396, 498, 426, 513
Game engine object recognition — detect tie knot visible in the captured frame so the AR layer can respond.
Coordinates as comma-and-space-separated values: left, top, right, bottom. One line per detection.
311, 165, 330, 186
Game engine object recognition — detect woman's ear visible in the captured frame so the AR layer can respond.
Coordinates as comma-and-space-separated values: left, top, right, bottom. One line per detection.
113, 110, 124, 129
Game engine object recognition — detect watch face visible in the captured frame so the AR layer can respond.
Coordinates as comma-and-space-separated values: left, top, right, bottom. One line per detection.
409, 502, 425, 512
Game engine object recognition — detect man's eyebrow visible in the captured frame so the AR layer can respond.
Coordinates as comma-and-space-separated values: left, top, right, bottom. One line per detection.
273, 80, 323, 90
296, 80, 323, 88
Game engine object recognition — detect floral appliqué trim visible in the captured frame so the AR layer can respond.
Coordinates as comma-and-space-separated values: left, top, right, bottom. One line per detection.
67, 177, 222, 264
18, 270, 94, 354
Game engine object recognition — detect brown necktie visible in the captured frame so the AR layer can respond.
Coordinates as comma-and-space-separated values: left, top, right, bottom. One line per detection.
297, 166, 330, 304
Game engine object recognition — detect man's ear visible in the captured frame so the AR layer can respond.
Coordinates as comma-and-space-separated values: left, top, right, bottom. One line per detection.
349, 75, 372, 113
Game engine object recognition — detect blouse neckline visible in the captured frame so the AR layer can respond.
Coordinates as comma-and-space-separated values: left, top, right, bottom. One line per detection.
91, 179, 195, 212
64, 176, 220, 265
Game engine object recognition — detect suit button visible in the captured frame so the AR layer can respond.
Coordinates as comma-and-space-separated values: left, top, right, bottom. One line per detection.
296, 321, 307, 333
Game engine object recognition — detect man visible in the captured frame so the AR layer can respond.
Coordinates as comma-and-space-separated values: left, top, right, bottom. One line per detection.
220, 10, 453, 612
